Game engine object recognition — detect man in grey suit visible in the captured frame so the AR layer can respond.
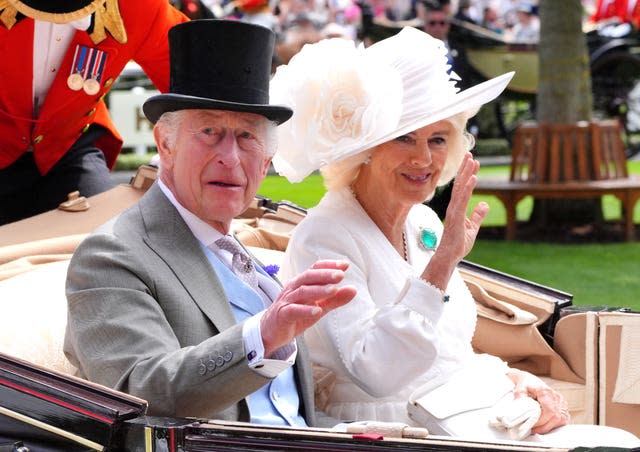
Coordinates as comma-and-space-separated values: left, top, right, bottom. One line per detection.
64, 19, 356, 427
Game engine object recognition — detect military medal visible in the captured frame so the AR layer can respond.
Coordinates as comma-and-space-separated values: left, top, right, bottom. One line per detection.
68, 45, 108, 95
83, 78, 101, 95
68, 45, 88, 91
83, 49, 107, 95
67, 73, 85, 91
418, 227, 438, 250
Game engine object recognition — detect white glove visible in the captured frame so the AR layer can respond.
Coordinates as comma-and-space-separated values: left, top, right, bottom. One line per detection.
488, 396, 541, 440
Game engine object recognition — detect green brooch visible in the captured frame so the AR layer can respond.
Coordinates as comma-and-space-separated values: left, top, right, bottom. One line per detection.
419, 228, 438, 250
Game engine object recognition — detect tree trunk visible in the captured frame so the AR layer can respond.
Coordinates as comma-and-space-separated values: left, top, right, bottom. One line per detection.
529, 0, 603, 235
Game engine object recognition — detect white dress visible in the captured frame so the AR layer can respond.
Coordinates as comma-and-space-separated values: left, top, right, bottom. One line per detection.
280, 188, 640, 448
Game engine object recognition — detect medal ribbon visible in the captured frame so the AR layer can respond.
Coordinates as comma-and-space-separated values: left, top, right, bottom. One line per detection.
90, 50, 107, 83
70, 45, 88, 78
82, 48, 96, 80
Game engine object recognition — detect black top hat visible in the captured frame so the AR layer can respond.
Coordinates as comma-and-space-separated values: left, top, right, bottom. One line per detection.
6, 0, 105, 22
143, 20, 293, 125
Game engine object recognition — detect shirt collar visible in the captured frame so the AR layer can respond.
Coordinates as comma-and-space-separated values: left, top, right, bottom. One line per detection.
34, 15, 92, 31
157, 180, 225, 247
70, 15, 92, 31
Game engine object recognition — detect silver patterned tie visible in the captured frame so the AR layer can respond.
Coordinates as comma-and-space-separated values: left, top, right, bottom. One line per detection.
215, 236, 259, 292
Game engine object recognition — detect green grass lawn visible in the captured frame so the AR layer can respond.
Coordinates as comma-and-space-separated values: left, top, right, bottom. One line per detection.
257, 161, 640, 310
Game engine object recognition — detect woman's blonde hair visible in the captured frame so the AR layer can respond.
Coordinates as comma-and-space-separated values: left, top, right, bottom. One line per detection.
320, 111, 476, 192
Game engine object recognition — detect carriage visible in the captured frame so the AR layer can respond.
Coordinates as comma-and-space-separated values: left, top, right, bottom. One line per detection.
0, 166, 639, 451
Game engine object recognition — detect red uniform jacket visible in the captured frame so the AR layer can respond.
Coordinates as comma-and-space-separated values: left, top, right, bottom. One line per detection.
0, 0, 187, 174
591, 0, 640, 26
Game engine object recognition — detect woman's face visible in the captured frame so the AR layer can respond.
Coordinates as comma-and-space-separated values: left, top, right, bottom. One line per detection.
367, 120, 452, 205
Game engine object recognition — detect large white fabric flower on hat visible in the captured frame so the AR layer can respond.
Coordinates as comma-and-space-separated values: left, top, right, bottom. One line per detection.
270, 38, 403, 182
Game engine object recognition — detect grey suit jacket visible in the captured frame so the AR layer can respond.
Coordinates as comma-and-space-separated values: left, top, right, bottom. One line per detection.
64, 183, 319, 425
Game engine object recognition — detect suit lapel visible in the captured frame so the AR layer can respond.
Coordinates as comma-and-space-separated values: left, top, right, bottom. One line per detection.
293, 336, 316, 426
140, 185, 237, 332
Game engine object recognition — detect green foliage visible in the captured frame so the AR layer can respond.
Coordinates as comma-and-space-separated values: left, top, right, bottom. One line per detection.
258, 173, 326, 207
473, 139, 510, 156
114, 151, 157, 171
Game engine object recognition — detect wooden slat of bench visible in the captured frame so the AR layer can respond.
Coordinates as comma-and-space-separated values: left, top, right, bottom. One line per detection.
510, 123, 539, 182
576, 128, 589, 180
475, 177, 640, 241
592, 119, 628, 180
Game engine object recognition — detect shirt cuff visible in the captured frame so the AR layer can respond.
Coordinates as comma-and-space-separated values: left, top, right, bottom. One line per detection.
396, 277, 446, 320
243, 311, 297, 378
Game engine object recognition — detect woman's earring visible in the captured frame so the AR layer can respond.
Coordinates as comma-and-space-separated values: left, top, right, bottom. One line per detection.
363, 155, 371, 165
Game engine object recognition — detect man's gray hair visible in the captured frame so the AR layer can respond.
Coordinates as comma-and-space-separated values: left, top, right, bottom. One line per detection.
155, 110, 279, 157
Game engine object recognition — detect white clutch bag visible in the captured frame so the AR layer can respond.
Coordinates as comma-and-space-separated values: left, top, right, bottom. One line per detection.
408, 369, 514, 422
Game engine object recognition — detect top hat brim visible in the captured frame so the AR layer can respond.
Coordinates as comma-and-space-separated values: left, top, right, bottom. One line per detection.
143, 93, 294, 126
7, 0, 104, 23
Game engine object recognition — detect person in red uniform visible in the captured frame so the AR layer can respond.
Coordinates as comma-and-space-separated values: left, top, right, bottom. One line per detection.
590, 0, 640, 28
0, 0, 187, 225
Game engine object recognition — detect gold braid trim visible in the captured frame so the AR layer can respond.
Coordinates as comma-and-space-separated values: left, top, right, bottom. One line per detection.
6, 0, 102, 24
90, 0, 126, 44
0, 0, 18, 29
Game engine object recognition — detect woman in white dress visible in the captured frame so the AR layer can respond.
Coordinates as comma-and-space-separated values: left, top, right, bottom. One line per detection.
269, 26, 640, 448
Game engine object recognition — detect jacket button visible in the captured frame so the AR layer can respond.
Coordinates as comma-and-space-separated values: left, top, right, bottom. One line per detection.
87, 107, 96, 116
198, 361, 207, 376
33, 135, 44, 144
223, 350, 233, 362
104, 78, 114, 88
81, 124, 90, 133
215, 355, 225, 367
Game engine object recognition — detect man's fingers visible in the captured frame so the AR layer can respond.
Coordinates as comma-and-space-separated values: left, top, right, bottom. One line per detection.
285, 264, 348, 291
283, 282, 356, 307
276, 286, 356, 321
310, 259, 350, 271
275, 302, 324, 322
316, 286, 357, 310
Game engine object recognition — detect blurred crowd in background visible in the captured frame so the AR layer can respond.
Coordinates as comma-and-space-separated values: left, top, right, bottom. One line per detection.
168, 0, 640, 67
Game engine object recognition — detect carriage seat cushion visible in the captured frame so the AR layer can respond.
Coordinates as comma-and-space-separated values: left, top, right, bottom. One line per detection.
0, 259, 77, 376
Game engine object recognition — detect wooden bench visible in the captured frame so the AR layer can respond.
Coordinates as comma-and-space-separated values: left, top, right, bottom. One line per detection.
475, 119, 640, 241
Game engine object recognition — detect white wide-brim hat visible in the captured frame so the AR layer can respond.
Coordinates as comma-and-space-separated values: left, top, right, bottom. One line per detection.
270, 26, 514, 183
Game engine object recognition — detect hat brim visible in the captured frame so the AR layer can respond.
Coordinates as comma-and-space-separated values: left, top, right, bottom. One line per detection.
7, 0, 103, 23
143, 94, 294, 125
347, 72, 515, 159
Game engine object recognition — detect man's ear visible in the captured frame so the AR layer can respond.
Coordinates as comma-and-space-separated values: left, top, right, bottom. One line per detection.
154, 125, 173, 169
261, 157, 273, 178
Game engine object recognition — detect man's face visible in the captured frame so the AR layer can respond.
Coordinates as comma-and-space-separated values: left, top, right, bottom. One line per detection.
157, 109, 272, 233
424, 10, 450, 41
